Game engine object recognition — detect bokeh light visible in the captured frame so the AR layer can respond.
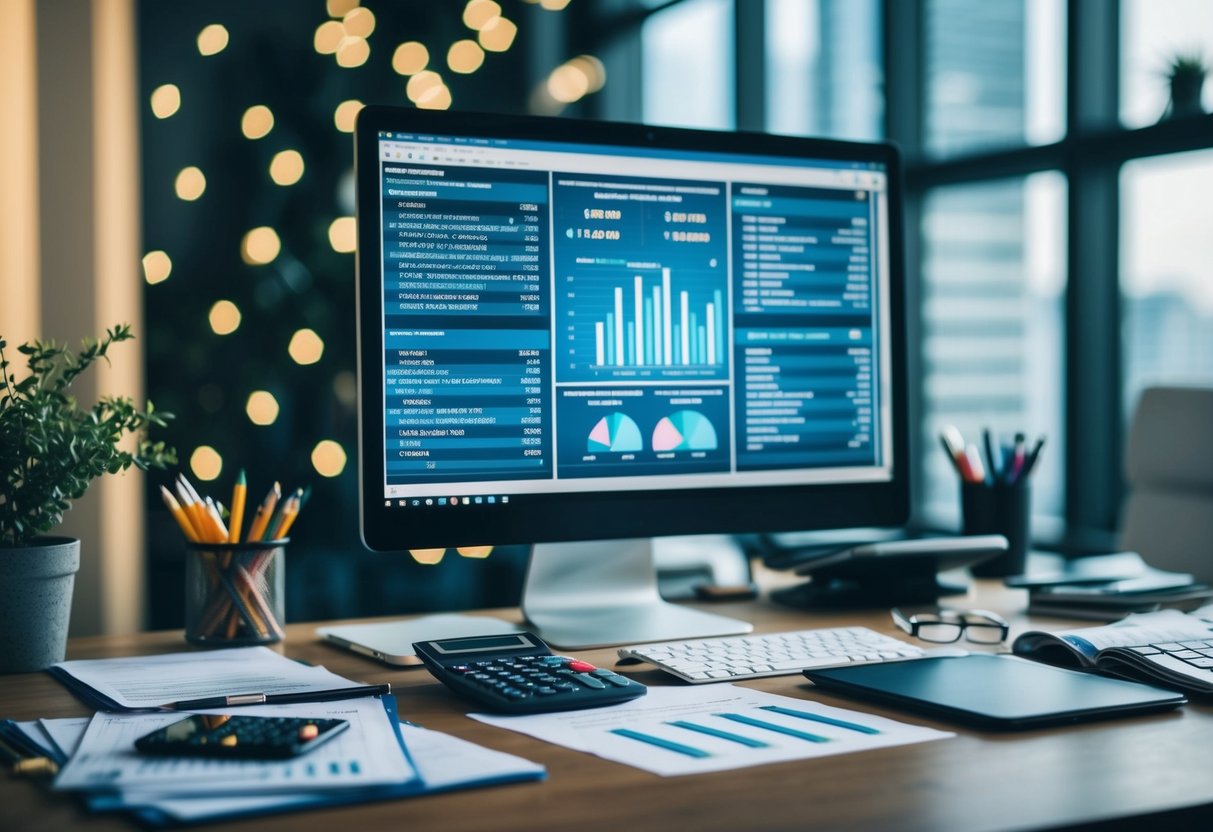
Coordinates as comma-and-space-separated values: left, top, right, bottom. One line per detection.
245, 391, 280, 426
142, 250, 173, 284
448, 39, 485, 74
197, 24, 229, 56
478, 16, 517, 52
392, 41, 429, 75
175, 166, 206, 201
269, 150, 305, 186
241, 105, 274, 139
311, 440, 347, 477
406, 70, 443, 102
288, 328, 325, 365
208, 300, 242, 335
150, 84, 180, 119
314, 20, 344, 54
328, 217, 357, 252
334, 99, 364, 132
409, 549, 447, 565
416, 84, 453, 110
190, 446, 223, 481
540, 0, 572, 9
456, 546, 495, 559
343, 6, 376, 37
241, 226, 281, 265
327, 0, 359, 17
463, 0, 501, 30
336, 36, 370, 68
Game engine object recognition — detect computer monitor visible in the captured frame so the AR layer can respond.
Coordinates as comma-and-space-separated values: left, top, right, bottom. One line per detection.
354, 107, 907, 648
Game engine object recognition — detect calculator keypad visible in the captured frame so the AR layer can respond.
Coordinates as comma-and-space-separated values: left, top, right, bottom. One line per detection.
450, 655, 638, 705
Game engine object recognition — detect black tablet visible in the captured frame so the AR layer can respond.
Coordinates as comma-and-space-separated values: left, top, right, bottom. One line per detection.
804, 653, 1186, 729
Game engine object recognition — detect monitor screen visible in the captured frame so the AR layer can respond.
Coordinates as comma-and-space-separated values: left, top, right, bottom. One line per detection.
356, 108, 907, 552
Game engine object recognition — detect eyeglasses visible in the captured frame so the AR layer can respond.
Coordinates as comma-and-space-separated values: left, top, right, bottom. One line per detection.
891, 607, 1009, 644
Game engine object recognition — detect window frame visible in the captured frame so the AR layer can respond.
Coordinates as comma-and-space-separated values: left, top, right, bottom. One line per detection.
587, 0, 1213, 544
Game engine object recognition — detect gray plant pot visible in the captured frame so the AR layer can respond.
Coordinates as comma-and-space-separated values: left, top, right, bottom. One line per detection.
0, 536, 80, 673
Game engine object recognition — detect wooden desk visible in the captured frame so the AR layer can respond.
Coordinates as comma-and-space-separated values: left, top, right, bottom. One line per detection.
4, 582, 1213, 831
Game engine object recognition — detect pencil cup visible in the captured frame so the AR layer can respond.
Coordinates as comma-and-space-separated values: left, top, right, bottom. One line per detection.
962, 482, 1030, 578
184, 540, 287, 646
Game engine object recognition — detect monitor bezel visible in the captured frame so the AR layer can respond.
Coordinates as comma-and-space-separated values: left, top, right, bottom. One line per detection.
355, 106, 909, 551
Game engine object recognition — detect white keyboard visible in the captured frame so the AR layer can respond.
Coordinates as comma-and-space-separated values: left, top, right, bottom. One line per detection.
617, 627, 926, 683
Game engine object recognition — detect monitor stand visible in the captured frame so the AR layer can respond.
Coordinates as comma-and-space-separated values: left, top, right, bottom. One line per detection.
521, 538, 753, 649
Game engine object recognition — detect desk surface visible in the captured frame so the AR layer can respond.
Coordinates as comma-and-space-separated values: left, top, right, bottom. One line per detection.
4, 581, 1213, 832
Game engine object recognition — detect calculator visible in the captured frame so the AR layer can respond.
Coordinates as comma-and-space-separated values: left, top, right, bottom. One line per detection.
135, 714, 349, 759
412, 631, 646, 714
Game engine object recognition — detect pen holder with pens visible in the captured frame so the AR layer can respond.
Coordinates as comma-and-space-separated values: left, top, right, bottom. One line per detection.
962, 481, 1030, 578
185, 540, 287, 646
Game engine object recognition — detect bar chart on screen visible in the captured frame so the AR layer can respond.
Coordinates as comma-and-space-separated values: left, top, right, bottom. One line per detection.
551, 172, 730, 383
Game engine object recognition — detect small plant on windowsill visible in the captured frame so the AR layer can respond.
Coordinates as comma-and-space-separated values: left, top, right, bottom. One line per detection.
0, 324, 175, 673
1163, 51, 1207, 120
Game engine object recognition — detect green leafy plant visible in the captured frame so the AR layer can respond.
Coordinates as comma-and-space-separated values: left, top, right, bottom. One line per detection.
0, 324, 176, 547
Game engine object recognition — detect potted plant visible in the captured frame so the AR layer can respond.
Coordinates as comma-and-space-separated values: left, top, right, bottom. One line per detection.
0, 324, 175, 673
1164, 51, 1207, 119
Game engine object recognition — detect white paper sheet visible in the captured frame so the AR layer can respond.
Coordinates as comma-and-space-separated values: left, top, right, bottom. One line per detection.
52, 647, 364, 710
54, 697, 416, 795
471, 684, 953, 776
39, 717, 90, 759
100, 723, 547, 822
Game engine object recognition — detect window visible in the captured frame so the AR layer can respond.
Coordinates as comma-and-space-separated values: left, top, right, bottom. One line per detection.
924, 0, 1065, 158
642, 0, 734, 129
764, 0, 883, 140
920, 173, 1066, 524
1121, 0, 1213, 128
1121, 150, 1213, 413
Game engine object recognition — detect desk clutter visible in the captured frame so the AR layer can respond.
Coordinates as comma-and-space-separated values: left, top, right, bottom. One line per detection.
1011, 551, 1213, 620
5, 647, 544, 825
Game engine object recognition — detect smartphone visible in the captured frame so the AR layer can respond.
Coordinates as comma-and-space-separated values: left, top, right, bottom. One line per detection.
134, 714, 349, 760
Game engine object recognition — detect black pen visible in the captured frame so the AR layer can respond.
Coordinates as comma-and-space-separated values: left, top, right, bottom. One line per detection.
161, 683, 391, 711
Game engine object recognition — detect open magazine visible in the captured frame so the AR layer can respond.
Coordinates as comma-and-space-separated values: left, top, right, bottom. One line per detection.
1011, 607, 1213, 694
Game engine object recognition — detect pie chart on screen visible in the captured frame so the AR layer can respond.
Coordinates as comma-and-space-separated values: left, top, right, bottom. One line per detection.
587, 412, 644, 453
652, 410, 718, 452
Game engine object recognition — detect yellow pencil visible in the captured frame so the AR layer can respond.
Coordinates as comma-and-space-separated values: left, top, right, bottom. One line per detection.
159, 485, 199, 542
245, 481, 281, 543
275, 494, 302, 538
267, 489, 302, 539
227, 469, 247, 543
204, 497, 229, 542
174, 481, 212, 543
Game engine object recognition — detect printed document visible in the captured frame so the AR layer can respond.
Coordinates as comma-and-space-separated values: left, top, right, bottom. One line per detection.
54, 697, 416, 795
471, 684, 952, 776
52, 646, 362, 710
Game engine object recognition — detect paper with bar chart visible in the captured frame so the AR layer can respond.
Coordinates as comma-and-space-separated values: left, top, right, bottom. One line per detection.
470, 684, 952, 777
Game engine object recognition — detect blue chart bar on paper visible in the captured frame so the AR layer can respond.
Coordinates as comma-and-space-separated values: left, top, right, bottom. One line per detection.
552, 173, 729, 383
758, 705, 881, 735
715, 713, 830, 743
609, 728, 712, 759
668, 720, 770, 748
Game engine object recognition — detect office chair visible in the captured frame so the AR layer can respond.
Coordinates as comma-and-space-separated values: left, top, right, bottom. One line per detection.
1119, 385, 1213, 583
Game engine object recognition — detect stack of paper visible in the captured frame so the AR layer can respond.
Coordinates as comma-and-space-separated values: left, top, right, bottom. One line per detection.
6, 648, 545, 825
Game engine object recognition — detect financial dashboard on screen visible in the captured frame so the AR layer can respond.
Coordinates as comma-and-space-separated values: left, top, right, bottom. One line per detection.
356, 110, 904, 549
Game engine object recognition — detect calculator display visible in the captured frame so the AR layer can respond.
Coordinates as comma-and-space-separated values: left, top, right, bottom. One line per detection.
431, 633, 538, 654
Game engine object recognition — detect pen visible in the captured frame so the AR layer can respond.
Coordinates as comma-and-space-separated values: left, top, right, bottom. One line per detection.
161, 683, 391, 711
